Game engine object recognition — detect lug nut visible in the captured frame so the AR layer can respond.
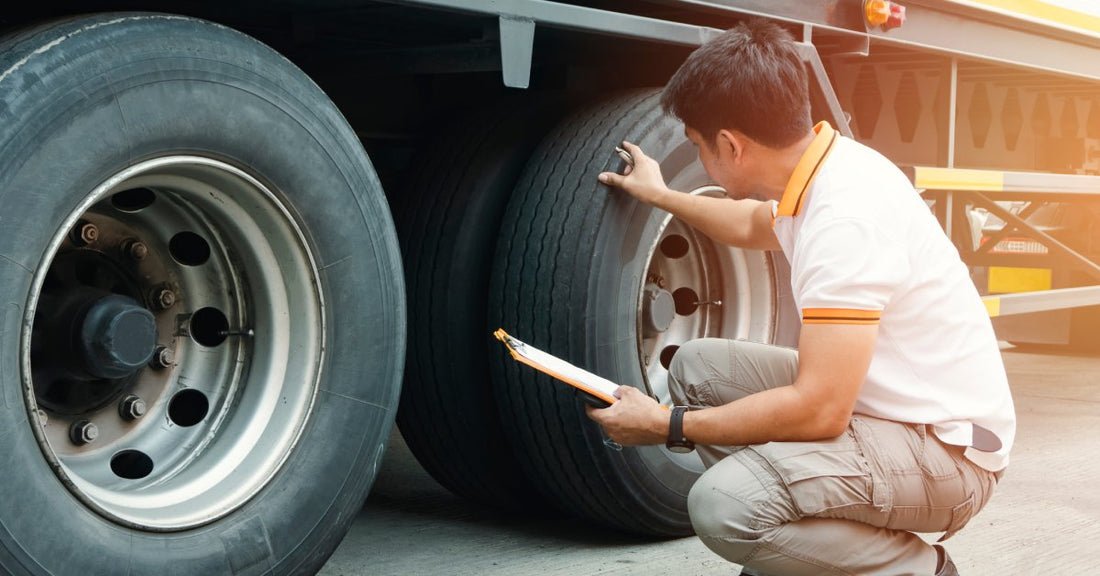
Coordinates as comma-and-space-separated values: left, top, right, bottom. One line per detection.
119, 395, 148, 421
155, 286, 177, 310
124, 239, 148, 261
81, 223, 99, 245
151, 345, 175, 369
70, 221, 99, 247
69, 420, 99, 445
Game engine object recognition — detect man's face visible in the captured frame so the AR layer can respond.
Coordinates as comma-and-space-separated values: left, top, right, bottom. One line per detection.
684, 126, 754, 200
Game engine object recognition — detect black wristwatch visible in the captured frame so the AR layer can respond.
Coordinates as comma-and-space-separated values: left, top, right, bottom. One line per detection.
666, 406, 695, 453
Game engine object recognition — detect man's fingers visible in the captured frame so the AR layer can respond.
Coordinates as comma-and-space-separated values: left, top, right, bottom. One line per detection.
585, 403, 615, 429
621, 141, 646, 161
598, 171, 624, 187
600, 142, 648, 190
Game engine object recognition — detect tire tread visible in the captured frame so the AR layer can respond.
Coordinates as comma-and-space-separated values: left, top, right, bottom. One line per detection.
490, 91, 692, 534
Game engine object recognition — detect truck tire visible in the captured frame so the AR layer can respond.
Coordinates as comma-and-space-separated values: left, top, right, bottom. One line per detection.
0, 14, 404, 575
489, 90, 797, 536
394, 101, 562, 509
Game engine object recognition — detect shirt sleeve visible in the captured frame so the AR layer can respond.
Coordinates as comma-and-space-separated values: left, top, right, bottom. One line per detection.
793, 217, 908, 325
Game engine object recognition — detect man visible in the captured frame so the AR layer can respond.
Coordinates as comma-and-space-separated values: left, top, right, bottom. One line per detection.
588, 19, 1015, 576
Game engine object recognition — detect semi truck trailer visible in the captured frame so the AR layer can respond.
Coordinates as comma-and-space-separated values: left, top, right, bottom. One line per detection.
0, 1, 1097, 573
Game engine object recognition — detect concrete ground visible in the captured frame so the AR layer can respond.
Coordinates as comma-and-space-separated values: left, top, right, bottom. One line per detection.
320, 347, 1100, 575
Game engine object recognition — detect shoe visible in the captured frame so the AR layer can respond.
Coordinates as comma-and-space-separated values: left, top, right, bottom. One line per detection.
934, 544, 959, 576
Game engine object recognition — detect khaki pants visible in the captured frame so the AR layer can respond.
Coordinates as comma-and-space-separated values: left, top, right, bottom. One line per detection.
668, 338, 1000, 576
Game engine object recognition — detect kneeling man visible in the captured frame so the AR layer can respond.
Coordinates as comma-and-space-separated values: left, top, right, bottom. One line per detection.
589, 18, 1014, 576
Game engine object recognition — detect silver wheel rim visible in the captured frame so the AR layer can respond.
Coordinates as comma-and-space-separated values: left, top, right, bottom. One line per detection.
22, 156, 324, 530
636, 186, 777, 467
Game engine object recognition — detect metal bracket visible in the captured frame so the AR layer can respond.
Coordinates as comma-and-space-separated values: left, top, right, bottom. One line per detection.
972, 192, 1100, 282
796, 42, 854, 138
974, 201, 1042, 257
499, 16, 536, 88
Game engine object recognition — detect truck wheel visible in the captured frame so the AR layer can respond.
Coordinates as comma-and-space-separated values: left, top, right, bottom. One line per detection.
489, 90, 797, 536
394, 101, 562, 509
0, 14, 404, 575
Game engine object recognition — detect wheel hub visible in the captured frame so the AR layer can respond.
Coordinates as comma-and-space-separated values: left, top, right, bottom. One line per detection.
78, 295, 157, 380
637, 186, 778, 407
642, 283, 675, 333
23, 156, 324, 530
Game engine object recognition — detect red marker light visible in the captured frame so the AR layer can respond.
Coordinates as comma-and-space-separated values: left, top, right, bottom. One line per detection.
864, 0, 906, 31
885, 3, 907, 30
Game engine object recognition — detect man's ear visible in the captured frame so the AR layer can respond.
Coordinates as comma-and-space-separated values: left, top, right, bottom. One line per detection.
715, 129, 742, 164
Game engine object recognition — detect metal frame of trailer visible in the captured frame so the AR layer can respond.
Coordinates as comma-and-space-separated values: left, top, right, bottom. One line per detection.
907, 166, 1100, 317
384, 0, 1100, 82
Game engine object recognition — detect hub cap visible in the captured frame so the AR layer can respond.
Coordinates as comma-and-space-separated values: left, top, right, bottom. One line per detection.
79, 295, 158, 380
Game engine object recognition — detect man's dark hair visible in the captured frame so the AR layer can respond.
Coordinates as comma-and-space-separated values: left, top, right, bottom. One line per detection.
661, 19, 812, 149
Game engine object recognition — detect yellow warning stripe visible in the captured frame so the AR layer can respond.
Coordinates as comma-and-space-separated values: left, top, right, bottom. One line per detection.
911, 167, 1005, 192
952, 0, 1100, 36
983, 297, 1001, 318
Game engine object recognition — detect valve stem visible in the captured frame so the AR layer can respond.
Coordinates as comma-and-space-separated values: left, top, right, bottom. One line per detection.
218, 329, 254, 338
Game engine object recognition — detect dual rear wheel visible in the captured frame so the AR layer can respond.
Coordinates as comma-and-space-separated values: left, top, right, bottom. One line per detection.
398, 91, 796, 535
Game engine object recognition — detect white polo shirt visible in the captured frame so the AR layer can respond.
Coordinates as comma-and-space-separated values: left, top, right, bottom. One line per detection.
771, 122, 1016, 472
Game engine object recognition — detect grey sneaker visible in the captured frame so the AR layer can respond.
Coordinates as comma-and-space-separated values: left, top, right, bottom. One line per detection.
934, 544, 960, 576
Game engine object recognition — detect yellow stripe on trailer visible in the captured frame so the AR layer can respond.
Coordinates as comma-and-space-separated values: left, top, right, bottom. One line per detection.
983, 297, 1002, 318
907, 166, 1100, 197
988, 266, 1052, 293
953, 0, 1100, 36
910, 167, 1004, 191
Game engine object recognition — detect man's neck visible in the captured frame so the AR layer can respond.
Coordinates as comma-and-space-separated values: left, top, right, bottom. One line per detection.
757, 130, 818, 202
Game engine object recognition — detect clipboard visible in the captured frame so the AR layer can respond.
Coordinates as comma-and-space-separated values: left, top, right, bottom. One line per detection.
494, 328, 619, 408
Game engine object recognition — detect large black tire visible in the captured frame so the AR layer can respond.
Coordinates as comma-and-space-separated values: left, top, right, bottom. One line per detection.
0, 14, 404, 575
394, 101, 563, 509
489, 91, 797, 536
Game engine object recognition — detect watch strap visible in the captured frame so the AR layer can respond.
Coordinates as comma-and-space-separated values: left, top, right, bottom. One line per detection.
667, 406, 693, 449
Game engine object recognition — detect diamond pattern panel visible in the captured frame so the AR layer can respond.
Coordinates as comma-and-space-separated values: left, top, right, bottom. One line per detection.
1060, 97, 1079, 138
968, 83, 992, 149
1002, 88, 1023, 151
894, 71, 921, 143
852, 65, 883, 139
1032, 93, 1052, 138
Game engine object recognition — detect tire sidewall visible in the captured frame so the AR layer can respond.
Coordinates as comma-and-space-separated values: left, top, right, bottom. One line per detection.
0, 15, 403, 575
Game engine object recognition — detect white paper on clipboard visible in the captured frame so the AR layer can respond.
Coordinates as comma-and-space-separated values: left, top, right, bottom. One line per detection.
493, 328, 620, 406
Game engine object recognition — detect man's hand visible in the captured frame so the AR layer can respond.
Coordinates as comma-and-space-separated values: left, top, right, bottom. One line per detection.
585, 386, 669, 446
598, 142, 671, 206
597, 141, 781, 251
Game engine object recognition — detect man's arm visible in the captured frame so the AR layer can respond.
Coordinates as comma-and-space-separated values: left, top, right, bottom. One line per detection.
598, 142, 780, 251
586, 323, 877, 445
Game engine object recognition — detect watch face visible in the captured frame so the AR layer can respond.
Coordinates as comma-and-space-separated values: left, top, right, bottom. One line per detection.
667, 443, 694, 454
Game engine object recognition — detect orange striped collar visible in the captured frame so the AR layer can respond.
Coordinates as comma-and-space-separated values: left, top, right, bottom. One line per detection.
775, 121, 838, 218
